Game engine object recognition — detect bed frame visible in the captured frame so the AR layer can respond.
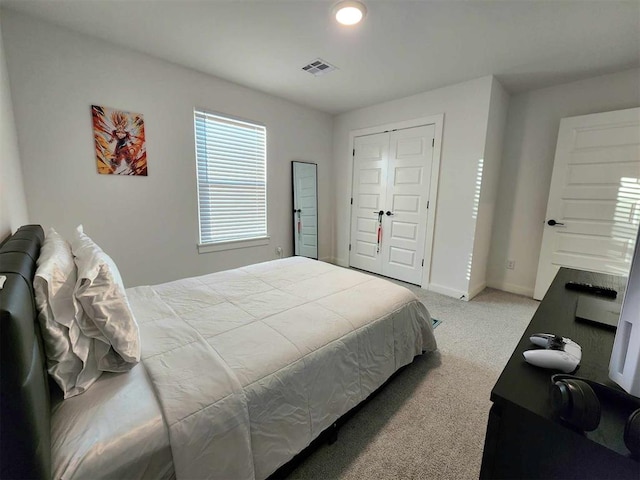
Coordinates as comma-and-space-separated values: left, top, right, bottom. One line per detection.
0, 225, 50, 479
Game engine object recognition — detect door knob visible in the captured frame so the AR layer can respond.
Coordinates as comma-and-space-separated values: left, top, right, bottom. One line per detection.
547, 219, 565, 226
385, 211, 394, 216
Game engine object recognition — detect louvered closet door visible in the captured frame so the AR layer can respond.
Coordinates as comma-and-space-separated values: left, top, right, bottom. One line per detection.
349, 132, 389, 274
350, 125, 434, 284
382, 125, 434, 284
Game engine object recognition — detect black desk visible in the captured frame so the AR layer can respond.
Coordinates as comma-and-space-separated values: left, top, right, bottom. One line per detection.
480, 268, 640, 479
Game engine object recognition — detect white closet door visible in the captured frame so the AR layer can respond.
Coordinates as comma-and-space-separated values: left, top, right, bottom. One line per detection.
349, 132, 389, 274
382, 125, 434, 284
534, 108, 640, 300
350, 125, 434, 284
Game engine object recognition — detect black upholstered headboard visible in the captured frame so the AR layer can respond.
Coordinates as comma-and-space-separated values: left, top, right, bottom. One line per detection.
0, 225, 50, 479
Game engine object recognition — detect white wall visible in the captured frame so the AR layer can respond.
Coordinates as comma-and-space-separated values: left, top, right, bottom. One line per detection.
333, 76, 495, 298
468, 78, 510, 297
0, 14, 28, 239
488, 68, 640, 296
1, 10, 333, 287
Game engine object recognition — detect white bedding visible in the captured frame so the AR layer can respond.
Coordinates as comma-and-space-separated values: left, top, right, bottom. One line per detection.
51, 363, 174, 480
122, 257, 436, 479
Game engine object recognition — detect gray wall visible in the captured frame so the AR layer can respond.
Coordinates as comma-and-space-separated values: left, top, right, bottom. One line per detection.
469, 77, 510, 297
2, 10, 333, 287
0, 14, 28, 239
488, 68, 640, 296
332, 76, 495, 298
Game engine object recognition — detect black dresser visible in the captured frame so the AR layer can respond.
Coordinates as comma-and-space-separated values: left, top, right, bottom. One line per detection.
480, 268, 640, 479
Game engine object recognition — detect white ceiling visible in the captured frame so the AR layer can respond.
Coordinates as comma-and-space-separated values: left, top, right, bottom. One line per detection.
2, 0, 639, 114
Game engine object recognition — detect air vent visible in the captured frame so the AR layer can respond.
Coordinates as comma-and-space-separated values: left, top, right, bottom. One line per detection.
302, 58, 338, 76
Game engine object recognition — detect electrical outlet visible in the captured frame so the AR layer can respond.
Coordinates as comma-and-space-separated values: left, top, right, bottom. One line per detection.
506, 260, 515, 270
275, 246, 283, 258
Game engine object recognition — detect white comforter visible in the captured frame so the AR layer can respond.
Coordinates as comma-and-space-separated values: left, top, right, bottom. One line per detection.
126, 257, 436, 479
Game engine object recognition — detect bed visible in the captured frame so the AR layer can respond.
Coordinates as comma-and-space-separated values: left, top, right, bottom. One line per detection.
0, 225, 437, 480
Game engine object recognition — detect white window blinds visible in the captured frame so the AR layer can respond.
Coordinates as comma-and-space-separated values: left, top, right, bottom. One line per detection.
194, 110, 267, 245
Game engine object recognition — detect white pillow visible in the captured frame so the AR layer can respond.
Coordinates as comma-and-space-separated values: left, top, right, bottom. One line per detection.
34, 228, 98, 398
70, 225, 140, 372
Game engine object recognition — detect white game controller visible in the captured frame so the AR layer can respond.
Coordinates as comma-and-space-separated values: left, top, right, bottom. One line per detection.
522, 333, 582, 373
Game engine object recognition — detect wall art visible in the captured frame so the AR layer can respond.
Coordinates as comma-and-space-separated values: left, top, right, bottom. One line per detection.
92, 105, 147, 175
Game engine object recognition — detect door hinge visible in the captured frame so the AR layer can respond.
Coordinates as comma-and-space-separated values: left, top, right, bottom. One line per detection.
350, 197, 353, 205
353, 149, 355, 156
432, 138, 434, 147
427, 201, 430, 209
422, 259, 424, 267
349, 243, 352, 251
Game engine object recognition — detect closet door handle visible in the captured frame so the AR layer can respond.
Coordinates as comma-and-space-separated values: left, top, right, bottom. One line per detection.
385, 211, 394, 216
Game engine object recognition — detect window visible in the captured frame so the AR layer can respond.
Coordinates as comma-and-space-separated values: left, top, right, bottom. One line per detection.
194, 110, 267, 251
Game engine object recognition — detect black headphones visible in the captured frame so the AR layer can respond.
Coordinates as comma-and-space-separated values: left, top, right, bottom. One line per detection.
550, 374, 640, 457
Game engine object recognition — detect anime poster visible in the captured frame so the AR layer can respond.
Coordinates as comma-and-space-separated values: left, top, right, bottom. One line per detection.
91, 105, 147, 176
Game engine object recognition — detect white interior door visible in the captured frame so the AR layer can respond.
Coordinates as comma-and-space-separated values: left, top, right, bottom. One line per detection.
349, 125, 434, 285
349, 132, 389, 274
534, 108, 640, 300
293, 162, 318, 259
382, 125, 435, 284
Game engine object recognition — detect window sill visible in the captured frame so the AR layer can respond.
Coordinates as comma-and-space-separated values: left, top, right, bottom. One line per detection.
198, 236, 271, 254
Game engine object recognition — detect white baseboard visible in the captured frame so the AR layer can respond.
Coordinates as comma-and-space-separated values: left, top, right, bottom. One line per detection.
334, 257, 349, 267
488, 281, 534, 298
426, 283, 469, 301
467, 282, 486, 300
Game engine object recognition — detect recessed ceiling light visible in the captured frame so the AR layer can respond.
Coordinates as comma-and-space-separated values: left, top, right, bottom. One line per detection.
333, 1, 367, 26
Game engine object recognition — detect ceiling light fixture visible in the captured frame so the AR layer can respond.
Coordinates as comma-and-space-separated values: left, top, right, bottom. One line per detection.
333, 1, 367, 26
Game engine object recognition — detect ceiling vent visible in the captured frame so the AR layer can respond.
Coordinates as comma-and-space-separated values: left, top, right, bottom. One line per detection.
302, 58, 338, 76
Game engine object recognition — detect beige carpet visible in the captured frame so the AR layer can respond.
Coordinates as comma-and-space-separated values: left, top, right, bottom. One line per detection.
285, 286, 539, 479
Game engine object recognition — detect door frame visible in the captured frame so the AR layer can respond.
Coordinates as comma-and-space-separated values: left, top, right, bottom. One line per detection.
347, 114, 444, 289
